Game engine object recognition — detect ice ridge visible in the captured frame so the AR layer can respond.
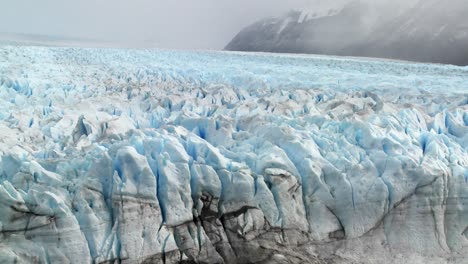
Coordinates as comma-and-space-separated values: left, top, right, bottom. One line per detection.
0, 46, 467, 263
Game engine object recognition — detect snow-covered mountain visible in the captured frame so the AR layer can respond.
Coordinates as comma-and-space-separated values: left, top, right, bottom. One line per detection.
226, 1, 370, 55
0, 46, 467, 263
225, 0, 468, 65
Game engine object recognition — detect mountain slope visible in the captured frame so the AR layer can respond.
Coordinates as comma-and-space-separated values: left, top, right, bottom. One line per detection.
349, 0, 468, 65
225, 1, 370, 55
225, 0, 468, 65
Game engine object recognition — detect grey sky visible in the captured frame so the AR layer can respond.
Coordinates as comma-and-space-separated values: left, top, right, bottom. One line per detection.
0, 0, 316, 49
0, 0, 421, 49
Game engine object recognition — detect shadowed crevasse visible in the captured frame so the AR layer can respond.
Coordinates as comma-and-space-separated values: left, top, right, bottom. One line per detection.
0, 46, 467, 263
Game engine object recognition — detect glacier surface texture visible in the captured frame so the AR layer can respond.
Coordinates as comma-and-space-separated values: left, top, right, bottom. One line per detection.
0, 46, 467, 264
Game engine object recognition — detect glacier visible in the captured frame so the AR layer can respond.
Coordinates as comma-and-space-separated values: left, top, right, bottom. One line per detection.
0, 45, 467, 264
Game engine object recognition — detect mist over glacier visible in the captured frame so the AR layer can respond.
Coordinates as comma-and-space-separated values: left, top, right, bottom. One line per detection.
0, 0, 429, 50
226, 0, 468, 65
0, 46, 467, 263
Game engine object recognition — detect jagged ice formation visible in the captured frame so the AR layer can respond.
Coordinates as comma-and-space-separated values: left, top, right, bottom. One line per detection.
0, 46, 467, 263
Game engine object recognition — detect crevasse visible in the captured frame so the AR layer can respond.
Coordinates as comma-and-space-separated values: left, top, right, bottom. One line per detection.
0, 46, 467, 264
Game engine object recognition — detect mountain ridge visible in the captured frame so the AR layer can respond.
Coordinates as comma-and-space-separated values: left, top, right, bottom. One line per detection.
225, 0, 468, 65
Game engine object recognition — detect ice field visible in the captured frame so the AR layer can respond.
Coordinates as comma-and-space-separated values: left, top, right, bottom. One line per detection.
0, 46, 467, 263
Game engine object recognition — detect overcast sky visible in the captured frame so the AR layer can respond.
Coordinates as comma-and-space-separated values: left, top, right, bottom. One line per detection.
0, 0, 422, 50
0, 0, 321, 49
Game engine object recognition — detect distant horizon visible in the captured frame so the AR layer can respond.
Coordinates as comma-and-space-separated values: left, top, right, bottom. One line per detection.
0, 0, 416, 50
3, 0, 466, 66
0, 0, 309, 50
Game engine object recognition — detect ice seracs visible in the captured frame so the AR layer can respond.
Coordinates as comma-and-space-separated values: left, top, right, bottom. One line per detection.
0, 45, 467, 263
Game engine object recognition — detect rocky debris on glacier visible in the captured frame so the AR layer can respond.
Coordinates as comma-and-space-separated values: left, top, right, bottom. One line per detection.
0, 46, 467, 264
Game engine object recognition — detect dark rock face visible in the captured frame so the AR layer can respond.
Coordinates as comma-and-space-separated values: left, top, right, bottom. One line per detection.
225, 0, 468, 66
226, 2, 371, 55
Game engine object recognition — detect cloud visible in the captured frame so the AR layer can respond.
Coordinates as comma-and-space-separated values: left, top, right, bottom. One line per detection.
0, 0, 421, 49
